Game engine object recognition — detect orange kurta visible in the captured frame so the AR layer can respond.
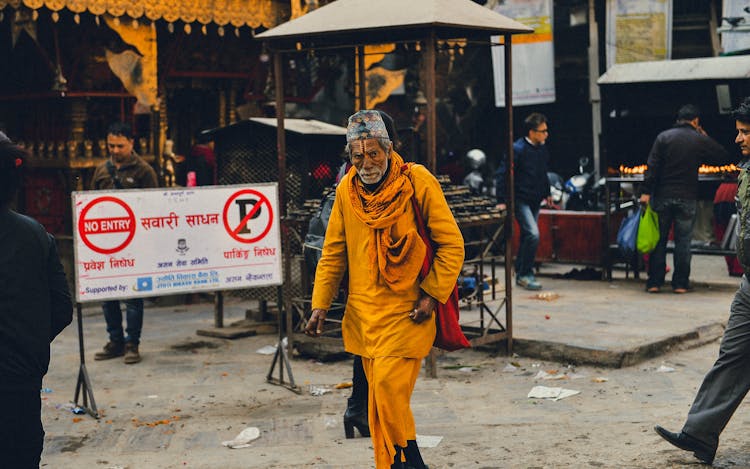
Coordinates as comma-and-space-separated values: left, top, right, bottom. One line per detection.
311, 163, 464, 359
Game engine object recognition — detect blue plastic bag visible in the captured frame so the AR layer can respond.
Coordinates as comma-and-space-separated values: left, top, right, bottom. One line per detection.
617, 207, 641, 259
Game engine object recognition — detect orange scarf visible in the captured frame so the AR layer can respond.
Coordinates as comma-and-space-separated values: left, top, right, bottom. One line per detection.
347, 151, 426, 292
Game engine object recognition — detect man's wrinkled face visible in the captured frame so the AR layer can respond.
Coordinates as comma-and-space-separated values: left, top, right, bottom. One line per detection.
107, 134, 134, 164
736, 121, 750, 156
350, 138, 390, 185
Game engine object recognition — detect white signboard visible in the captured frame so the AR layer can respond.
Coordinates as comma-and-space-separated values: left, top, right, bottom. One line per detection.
72, 184, 282, 302
490, 0, 556, 107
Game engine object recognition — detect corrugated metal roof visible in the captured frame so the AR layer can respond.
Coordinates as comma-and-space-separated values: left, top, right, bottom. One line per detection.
204, 118, 347, 138
255, 0, 532, 42
250, 118, 347, 135
598, 56, 750, 84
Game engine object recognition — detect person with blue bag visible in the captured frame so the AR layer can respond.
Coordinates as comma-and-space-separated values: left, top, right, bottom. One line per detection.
639, 104, 730, 293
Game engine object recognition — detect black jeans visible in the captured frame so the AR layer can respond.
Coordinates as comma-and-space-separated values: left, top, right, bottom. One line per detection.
647, 198, 696, 290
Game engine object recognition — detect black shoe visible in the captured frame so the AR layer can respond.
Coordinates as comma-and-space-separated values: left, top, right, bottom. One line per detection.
123, 342, 141, 364
343, 397, 370, 438
654, 425, 716, 465
94, 341, 124, 360
403, 440, 428, 469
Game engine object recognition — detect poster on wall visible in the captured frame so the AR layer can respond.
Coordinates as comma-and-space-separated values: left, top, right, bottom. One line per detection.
72, 184, 282, 303
721, 0, 750, 55
606, 0, 673, 69
490, 0, 555, 107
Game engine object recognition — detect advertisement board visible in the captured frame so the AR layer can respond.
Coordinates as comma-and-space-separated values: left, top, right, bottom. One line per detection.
72, 184, 282, 302
490, 0, 556, 107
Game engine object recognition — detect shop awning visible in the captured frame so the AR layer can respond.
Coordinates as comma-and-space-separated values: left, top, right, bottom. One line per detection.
598, 55, 750, 85
256, 0, 532, 45
0, 0, 283, 28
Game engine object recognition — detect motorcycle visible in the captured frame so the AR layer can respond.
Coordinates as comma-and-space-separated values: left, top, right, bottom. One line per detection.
463, 148, 494, 196
563, 157, 606, 211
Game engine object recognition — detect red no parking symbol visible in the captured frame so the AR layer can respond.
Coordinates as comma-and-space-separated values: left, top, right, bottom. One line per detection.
222, 189, 274, 243
78, 196, 136, 254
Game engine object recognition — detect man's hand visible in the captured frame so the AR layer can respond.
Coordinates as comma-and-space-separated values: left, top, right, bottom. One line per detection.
305, 309, 328, 337
639, 194, 651, 206
496, 203, 507, 211
409, 293, 437, 324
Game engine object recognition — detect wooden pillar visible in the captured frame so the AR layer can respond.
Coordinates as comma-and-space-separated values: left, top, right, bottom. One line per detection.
357, 46, 367, 110
274, 50, 293, 359
503, 33, 514, 355
424, 32, 437, 173
274, 51, 287, 213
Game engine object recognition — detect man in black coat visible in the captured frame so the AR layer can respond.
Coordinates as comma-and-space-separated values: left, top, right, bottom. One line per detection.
0, 132, 73, 467
639, 105, 730, 293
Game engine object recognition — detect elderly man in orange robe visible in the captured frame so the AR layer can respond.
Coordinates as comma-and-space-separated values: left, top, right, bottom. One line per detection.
306, 110, 464, 468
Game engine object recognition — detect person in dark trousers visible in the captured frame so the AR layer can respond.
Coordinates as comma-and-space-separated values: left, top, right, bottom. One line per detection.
639, 104, 730, 293
654, 97, 750, 465
495, 112, 552, 291
0, 132, 73, 468
90, 122, 158, 364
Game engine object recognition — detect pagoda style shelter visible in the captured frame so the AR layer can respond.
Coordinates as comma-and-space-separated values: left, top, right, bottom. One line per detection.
257, 0, 531, 369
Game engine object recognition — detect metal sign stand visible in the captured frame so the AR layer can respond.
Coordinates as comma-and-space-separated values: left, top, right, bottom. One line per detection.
266, 286, 301, 394
73, 303, 99, 418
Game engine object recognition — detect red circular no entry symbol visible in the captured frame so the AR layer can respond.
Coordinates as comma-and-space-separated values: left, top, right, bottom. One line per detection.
78, 196, 137, 254
222, 189, 274, 244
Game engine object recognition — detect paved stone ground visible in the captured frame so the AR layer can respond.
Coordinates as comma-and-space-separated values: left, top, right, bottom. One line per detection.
37, 254, 750, 468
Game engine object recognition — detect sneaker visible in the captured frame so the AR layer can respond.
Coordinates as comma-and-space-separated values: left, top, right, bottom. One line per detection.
516, 275, 542, 291
123, 343, 141, 364
94, 341, 125, 360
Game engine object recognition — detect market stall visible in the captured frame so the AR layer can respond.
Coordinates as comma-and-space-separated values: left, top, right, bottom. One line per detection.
0, 0, 285, 283
598, 55, 750, 279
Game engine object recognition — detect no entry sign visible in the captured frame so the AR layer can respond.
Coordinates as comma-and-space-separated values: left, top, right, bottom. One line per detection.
72, 184, 281, 302
78, 196, 137, 254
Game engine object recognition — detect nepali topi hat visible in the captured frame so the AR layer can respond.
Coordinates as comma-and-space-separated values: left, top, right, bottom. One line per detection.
346, 110, 390, 143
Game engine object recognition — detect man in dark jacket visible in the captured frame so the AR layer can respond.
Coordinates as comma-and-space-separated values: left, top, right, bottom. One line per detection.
496, 112, 552, 290
639, 105, 729, 293
654, 97, 750, 465
0, 132, 73, 467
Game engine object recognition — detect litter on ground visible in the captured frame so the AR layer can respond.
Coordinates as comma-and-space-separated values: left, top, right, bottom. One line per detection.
222, 427, 260, 449
527, 385, 581, 401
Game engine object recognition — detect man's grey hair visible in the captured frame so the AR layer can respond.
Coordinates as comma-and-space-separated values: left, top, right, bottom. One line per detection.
345, 137, 393, 158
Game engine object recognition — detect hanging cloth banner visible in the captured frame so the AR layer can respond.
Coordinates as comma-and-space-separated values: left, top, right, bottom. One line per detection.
105, 17, 158, 111
606, 0, 673, 69
364, 44, 406, 109
489, 0, 555, 107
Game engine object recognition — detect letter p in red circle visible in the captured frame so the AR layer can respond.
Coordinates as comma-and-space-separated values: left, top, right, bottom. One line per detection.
223, 189, 274, 243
